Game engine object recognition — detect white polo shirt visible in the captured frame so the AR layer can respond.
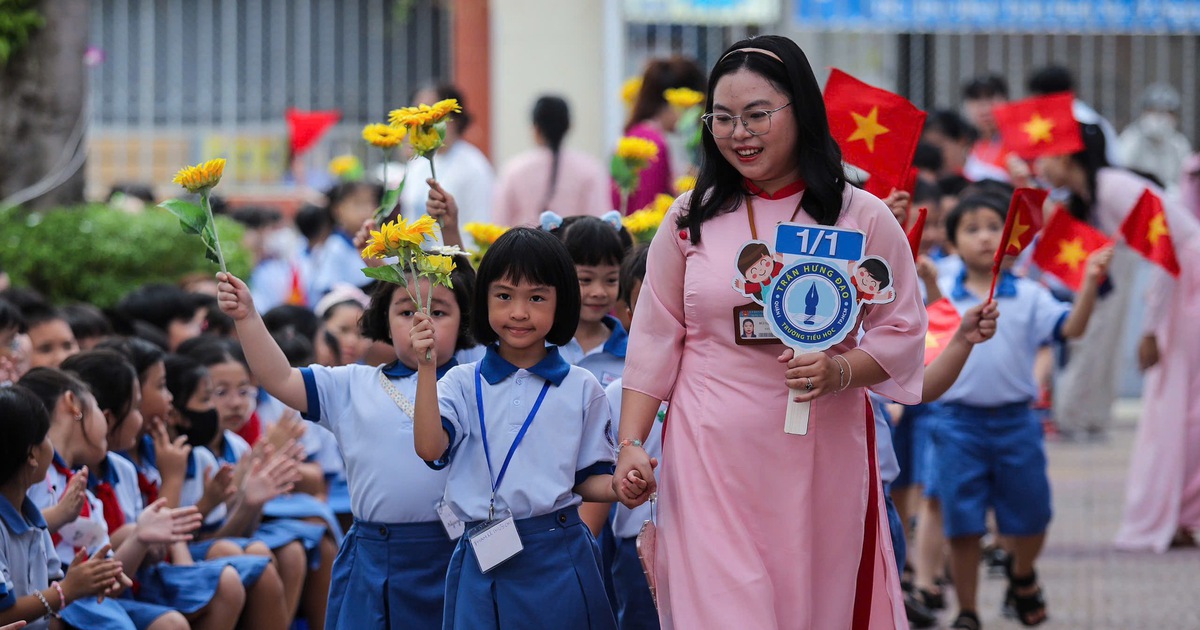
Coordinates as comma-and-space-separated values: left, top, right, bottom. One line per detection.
0, 494, 63, 630
559, 315, 629, 388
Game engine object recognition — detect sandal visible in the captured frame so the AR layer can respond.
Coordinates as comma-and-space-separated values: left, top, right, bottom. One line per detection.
916, 586, 945, 611
1003, 570, 1048, 626
950, 610, 981, 630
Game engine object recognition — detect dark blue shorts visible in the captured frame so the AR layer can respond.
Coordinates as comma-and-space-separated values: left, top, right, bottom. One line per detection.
933, 401, 1052, 538
893, 402, 937, 489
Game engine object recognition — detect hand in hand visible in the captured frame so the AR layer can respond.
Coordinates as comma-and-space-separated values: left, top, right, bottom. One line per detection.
955, 301, 1000, 345
59, 467, 90, 521
264, 409, 307, 454
1086, 245, 1115, 280
216, 272, 255, 321
62, 545, 124, 603
410, 312, 437, 366
426, 179, 459, 229
151, 418, 191, 483
201, 464, 237, 508
613, 447, 658, 508
135, 499, 203, 544
778, 348, 838, 402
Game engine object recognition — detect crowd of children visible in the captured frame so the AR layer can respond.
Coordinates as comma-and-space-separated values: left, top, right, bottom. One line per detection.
1, 49, 1197, 630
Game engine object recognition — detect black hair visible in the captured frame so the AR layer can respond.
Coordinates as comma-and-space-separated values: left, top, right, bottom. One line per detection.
318, 329, 341, 364
360, 254, 477, 351
194, 294, 234, 338
0, 385, 51, 483
19, 302, 67, 332
18, 367, 95, 451
229, 206, 283, 230
61, 303, 114, 343
913, 179, 941, 206
295, 203, 332, 242
962, 74, 1009, 100
61, 350, 139, 433
129, 320, 170, 351
924, 109, 978, 143
324, 181, 384, 225
1065, 123, 1110, 222
1027, 66, 1074, 95
618, 244, 650, 306
682, 36, 846, 244
180, 336, 248, 371
913, 141, 944, 174
533, 96, 571, 213
273, 329, 314, 368
558, 216, 627, 268
628, 57, 706, 130
163, 354, 208, 413
959, 179, 1016, 203
937, 174, 971, 198
95, 336, 166, 381
415, 83, 474, 133
263, 305, 320, 342
106, 183, 156, 206
944, 193, 1009, 247
0, 298, 26, 334
858, 258, 892, 289
0, 288, 49, 318
472, 228, 580, 347
114, 284, 205, 335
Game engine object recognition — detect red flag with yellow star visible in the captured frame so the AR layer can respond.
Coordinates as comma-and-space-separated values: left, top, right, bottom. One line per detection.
1033, 207, 1113, 291
988, 187, 1047, 301
992, 93, 1083, 160
823, 69, 927, 198
924, 298, 962, 366
1121, 189, 1181, 276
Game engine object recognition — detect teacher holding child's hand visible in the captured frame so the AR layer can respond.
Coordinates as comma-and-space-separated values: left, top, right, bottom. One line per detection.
613, 35, 927, 629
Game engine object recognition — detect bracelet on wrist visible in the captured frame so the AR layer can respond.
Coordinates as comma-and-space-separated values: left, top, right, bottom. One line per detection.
51, 580, 66, 610
617, 438, 643, 454
34, 589, 59, 619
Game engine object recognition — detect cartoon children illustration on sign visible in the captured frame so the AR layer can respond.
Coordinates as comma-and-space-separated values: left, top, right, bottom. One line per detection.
733, 241, 785, 305
848, 256, 896, 305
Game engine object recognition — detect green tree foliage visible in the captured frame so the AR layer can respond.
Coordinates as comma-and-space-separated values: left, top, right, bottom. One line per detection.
0, 0, 45, 65
0, 204, 251, 308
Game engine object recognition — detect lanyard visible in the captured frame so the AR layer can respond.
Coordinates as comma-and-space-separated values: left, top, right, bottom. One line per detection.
474, 363, 551, 520
745, 195, 806, 240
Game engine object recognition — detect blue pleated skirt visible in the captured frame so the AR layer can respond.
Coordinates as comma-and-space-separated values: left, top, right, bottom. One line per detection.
61, 596, 173, 630
135, 555, 269, 613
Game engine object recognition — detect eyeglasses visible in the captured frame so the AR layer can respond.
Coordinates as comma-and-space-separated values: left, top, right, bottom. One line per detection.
701, 103, 792, 139
214, 386, 258, 401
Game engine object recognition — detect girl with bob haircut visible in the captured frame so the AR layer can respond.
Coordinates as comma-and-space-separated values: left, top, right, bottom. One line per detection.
614, 35, 926, 628
411, 227, 628, 629
215, 256, 480, 628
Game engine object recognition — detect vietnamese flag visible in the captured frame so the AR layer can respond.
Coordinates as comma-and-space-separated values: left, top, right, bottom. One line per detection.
1033, 207, 1113, 291
823, 69, 927, 199
1121, 189, 1181, 276
992, 93, 1083, 160
907, 205, 928, 262
988, 187, 1047, 300
286, 108, 341, 156
924, 298, 962, 366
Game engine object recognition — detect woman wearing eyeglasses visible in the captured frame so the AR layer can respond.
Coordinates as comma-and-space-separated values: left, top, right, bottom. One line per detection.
614, 36, 925, 628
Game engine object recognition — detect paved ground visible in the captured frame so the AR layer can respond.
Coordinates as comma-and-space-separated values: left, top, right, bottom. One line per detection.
935, 400, 1200, 630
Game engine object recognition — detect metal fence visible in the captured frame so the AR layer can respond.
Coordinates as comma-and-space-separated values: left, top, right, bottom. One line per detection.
86, 0, 451, 199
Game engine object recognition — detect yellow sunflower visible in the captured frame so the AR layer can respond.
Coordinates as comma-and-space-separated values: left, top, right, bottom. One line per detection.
410, 126, 443, 155
362, 123, 407, 149
463, 222, 508, 247
329, 154, 362, 177
621, 77, 642, 108
674, 174, 697, 193
663, 87, 705, 109
427, 99, 462, 122
399, 215, 438, 246
172, 158, 226, 193
417, 254, 456, 276
615, 137, 660, 164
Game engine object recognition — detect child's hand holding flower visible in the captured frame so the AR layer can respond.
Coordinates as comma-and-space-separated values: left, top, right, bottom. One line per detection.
410, 312, 438, 367
216, 272, 255, 321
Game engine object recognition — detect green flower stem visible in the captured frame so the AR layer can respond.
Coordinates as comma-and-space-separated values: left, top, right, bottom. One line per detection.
200, 189, 228, 274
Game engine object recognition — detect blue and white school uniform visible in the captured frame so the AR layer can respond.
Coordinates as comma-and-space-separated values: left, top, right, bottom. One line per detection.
305, 228, 372, 298
102, 451, 269, 613
27, 454, 176, 630
932, 270, 1069, 538
209, 431, 331, 566
298, 359, 460, 629
560, 315, 629, 389
604, 378, 663, 630
431, 346, 618, 630
0, 494, 64, 630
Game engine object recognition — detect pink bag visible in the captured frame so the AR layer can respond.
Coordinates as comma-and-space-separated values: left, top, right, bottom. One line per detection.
635, 495, 658, 607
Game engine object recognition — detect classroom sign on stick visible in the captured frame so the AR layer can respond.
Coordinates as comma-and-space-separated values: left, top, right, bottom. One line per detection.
734, 222, 893, 435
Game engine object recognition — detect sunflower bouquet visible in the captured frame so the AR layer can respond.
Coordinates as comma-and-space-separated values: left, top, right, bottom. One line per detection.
389, 98, 461, 182
462, 222, 509, 266
611, 136, 660, 216
361, 123, 408, 222
160, 158, 230, 273
360, 215, 460, 313
622, 193, 673, 245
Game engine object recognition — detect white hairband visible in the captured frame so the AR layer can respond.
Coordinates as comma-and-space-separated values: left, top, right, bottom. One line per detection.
721, 47, 783, 63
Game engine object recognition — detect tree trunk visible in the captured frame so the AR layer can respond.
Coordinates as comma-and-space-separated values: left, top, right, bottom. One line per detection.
0, 0, 90, 209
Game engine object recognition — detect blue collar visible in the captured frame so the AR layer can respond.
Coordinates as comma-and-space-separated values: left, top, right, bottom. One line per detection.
952, 268, 1017, 301
0, 494, 48, 534
219, 433, 237, 464
479, 345, 570, 387
138, 434, 157, 471
88, 454, 120, 491
600, 316, 629, 358
332, 228, 356, 248
185, 450, 197, 479
52, 451, 69, 472
382, 357, 459, 380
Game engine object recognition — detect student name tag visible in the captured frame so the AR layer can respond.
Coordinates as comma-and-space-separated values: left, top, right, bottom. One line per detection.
435, 500, 465, 541
733, 303, 779, 346
468, 512, 523, 573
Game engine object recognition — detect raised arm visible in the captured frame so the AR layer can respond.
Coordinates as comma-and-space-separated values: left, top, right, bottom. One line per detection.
1059, 246, 1114, 339
411, 312, 450, 461
922, 301, 999, 402
216, 272, 309, 412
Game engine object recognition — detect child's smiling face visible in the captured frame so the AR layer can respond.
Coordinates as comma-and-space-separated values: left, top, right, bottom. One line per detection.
746, 256, 773, 283
855, 267, 881, 294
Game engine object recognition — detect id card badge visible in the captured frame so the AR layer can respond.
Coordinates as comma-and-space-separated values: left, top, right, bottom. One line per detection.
435, 500, 465, 541
733, 303, 779, 346
467, 510, 523, 573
